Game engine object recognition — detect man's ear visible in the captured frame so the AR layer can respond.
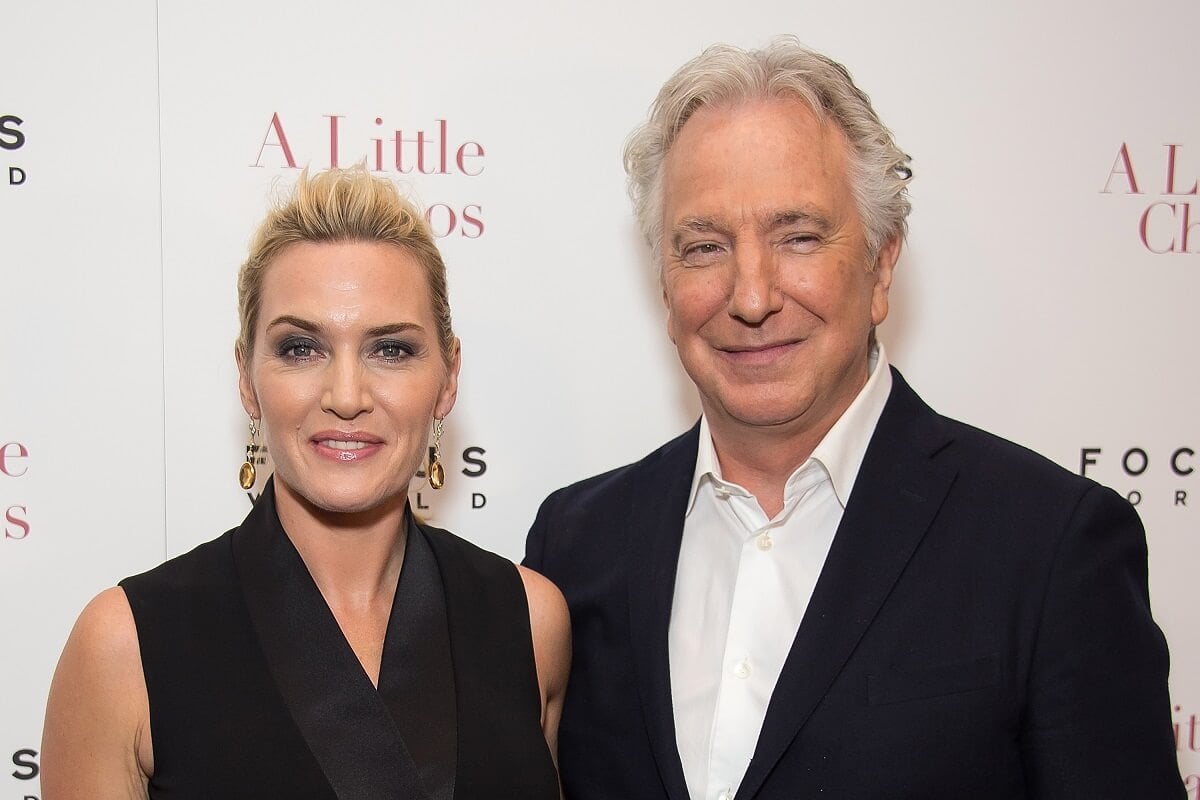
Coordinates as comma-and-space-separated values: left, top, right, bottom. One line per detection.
870, 234, 902, 327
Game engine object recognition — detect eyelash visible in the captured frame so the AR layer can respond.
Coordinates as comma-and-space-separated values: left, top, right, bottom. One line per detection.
277, 337, 320, 362
373, 340, 416, 362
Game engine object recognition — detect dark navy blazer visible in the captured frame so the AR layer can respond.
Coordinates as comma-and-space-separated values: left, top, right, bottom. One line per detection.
525, 369, 1183, 800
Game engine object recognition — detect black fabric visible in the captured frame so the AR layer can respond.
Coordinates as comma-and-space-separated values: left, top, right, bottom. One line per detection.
379, 523, 456, 800
122, 481, 558, 799
230, 486, 451, 800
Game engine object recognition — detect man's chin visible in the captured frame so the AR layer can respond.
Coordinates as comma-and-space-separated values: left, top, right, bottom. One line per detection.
709, 399, 814, 432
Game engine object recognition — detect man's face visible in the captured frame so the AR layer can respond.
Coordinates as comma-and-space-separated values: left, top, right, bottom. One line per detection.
660, 97, 899, 442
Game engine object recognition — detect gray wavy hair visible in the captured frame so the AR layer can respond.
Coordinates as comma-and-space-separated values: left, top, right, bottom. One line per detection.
623, 36, 912, 267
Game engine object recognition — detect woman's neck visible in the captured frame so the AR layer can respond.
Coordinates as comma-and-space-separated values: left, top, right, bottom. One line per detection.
272, 479, 409, 609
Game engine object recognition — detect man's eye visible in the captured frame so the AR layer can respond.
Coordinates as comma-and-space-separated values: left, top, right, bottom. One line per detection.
784, 234, 820, 252
681, 242, 725, 265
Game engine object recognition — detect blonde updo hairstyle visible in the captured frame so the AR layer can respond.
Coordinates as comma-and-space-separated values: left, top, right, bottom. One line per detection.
235, 167, 455, 365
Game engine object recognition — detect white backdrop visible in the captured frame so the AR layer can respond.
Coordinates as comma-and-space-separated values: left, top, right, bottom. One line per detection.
2, 1, 1197, 794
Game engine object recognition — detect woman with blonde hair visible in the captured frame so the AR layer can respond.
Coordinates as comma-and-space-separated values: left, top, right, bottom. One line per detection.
42, 167, 569, 799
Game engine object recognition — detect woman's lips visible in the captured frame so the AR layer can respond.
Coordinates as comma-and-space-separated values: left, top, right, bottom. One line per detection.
319, 440, 369, 450
311, 432, 384, 462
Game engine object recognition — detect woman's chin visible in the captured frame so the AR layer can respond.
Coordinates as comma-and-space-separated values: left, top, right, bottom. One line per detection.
276, 475, 409, 519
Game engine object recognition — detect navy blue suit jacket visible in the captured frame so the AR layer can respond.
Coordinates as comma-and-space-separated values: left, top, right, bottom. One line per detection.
525, 369, 1182, 799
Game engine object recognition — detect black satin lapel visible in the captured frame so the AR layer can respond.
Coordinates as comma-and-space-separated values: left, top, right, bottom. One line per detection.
737, 374, 956, 800
232, 481, 429, 800
626, 424, 699, 800
378, 520, 456, 800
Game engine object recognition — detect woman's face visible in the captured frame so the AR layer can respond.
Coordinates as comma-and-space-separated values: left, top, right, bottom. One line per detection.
237, 240, 459, 517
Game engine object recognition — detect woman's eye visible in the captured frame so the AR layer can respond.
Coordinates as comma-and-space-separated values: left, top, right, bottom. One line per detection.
278, 338, 319, 360
375, 341, 414, 360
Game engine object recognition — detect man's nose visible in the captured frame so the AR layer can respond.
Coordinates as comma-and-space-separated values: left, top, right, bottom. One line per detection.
728, 243, 784, 324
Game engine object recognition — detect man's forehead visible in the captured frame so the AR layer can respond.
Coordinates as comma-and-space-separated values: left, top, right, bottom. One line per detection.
664, 102, 849, 181
672, 96, 837, 148
661, 98, 855, 236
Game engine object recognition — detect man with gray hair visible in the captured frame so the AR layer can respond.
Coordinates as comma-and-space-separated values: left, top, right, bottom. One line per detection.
525, 37, 1182, 799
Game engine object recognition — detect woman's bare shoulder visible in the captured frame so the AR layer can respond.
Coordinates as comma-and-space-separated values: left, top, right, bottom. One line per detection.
516, 565, 570, 645
41, 586, 152, 799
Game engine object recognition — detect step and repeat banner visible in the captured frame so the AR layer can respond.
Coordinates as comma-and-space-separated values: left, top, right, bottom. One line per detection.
3, 0, 1197, 794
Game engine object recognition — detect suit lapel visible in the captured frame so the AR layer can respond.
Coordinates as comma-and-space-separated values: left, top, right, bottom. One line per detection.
377, 520, 456, 800
736, 371, 958, 799
233, 481, 431, 800
626, 425, 699, 800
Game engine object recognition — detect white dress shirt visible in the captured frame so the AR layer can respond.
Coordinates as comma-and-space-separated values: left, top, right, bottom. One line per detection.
668, 345, 893, 800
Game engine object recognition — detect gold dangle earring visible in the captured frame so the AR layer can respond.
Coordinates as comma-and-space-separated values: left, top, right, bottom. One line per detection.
238, 418, 259, 490
428, 417, 446, 490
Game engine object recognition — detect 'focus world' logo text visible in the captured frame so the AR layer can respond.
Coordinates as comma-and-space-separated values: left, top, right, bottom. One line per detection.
11, 746, 38, 800
1, 114, 27, 186
411, 445, 489, 513
1079, 445, 1193, 508
2, 441, 31, 540
251, 112, 484, 240
1102, 142, 1199, 254
243, 445, 489, 514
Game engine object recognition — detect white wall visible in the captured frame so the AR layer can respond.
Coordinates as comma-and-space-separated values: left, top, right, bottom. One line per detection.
3, 1, 1197, 793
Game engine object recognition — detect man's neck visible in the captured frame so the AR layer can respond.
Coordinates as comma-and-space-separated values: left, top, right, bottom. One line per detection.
707, 417, 834, 519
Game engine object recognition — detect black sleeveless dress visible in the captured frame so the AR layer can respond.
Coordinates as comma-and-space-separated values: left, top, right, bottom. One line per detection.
120, 481, 560, 799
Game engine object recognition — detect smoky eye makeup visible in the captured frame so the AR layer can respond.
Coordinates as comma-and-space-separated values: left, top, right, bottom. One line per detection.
372, 339, 418, 361
274, 334, 322, 362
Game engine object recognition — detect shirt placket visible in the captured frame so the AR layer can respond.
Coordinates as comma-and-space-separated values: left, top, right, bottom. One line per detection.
703, 466, 829, 800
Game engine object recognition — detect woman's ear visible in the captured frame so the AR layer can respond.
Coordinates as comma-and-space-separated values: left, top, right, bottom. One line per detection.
235, 343, 261, 419
435, 338, 462, 420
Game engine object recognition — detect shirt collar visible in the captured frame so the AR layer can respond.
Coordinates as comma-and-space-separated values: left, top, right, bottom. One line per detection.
685, 343, 893, 515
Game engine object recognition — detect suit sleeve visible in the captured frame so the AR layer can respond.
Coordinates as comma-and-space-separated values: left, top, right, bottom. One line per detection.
1020, 484, 1184, 798
523, 490, 555, 573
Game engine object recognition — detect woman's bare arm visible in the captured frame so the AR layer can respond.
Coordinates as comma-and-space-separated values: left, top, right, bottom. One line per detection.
517, 565, 572, 766
41, 587, 152, 800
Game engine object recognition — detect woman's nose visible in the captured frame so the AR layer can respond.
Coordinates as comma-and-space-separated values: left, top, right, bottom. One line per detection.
320, 357, 373, 419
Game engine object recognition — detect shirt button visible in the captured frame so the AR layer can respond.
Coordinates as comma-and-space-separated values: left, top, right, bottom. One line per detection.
733, 660, 751, 679
718, 789, 734, 800
714, 486, 731, 499
755, 532, 773, 551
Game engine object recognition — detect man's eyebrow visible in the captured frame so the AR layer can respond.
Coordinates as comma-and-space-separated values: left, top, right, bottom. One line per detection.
675, 216, 725, 234
765, 209, 836, 232
670, 217, 728, 250
670, 210, 836, 245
